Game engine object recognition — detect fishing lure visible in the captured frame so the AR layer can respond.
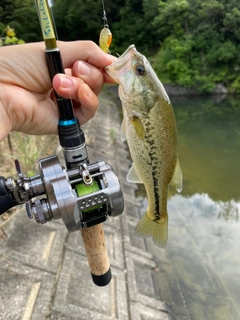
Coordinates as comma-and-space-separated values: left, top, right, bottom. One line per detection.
99, 26, 112, 53
99, 0, 112, 53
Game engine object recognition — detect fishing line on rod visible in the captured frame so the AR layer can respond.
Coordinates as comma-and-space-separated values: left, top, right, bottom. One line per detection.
99, 0, 112, 53
49, 3, 59, 41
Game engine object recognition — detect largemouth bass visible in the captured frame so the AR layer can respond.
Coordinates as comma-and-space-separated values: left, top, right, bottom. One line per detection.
105, 45, 183, 248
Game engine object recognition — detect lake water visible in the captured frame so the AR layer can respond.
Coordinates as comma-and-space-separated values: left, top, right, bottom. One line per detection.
138, 95, 240, 320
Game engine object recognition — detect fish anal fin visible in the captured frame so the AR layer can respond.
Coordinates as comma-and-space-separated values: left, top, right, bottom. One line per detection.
170, 158, 183, 193
127, 164, 143, 183
131, 115, 145, 139
136, 213, 168, 249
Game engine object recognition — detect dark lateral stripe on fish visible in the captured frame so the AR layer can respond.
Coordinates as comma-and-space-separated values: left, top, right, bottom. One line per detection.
147, 126, 161, 219
152, 175, 160, 221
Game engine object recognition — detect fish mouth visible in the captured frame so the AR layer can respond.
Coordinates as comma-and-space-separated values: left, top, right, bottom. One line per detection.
105, 44, 137, 81
113, 45, 136, 70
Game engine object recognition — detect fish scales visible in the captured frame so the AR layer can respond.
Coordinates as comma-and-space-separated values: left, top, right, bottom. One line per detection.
127, 100, 177, 215
105, 45, 183, 248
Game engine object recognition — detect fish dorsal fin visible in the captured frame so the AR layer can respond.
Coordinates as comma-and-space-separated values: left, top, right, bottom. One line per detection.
127, 164, 143, 183
170, 158, 183, 193
120, 119, 127, 142
131, 115, 145, 139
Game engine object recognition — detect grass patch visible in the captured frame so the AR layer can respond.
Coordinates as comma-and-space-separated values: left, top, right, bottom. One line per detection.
0, 133, 58, 178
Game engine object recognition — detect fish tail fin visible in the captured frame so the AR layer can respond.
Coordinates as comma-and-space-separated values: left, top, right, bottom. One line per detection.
136, 212, 168, 249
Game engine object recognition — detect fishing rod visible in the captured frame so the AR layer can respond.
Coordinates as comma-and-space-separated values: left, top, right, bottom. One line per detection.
36, 0, 87, 169
0, 0, 124, 287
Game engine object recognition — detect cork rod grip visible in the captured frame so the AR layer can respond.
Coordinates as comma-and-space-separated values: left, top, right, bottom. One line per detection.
81, 223, 112, 286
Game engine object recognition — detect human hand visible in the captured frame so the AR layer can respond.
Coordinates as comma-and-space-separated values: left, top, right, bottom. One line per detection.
0, 40, 115, 142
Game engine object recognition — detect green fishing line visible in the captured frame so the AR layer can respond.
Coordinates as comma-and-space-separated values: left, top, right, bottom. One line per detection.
75, 180, 101, 213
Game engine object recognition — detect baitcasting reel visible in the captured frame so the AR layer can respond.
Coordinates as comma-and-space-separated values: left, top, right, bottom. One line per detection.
0, 156, 123, 229
0, 155, 124, 286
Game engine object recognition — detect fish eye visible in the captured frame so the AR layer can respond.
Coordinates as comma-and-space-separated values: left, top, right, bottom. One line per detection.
135, 64, 145, 76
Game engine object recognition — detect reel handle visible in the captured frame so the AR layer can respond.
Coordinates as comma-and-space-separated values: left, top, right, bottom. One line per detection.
81, 223, 111, 286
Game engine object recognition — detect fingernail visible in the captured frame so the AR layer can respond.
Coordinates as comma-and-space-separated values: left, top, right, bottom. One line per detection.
60, 75, 73, 88
78, 61, 91, 75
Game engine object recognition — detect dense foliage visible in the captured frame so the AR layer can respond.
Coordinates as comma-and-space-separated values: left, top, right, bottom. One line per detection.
153, 0, 240, 93
0, 0, 41, 42
1, 0, 240, 92
52, 0, 159, 54
52, 0, 240, 93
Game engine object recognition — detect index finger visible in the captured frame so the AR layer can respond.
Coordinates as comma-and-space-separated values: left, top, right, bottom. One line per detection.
58, 40, 116, 70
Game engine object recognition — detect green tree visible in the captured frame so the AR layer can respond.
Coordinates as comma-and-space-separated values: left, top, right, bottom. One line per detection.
0, 0, 41, 42
52, 0, 158, 55
111, 0, 159, 54
153, 0, 240, 93
53, 0, 123, 44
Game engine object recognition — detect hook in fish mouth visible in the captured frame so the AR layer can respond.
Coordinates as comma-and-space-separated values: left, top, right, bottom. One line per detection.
105, 44, 137, 72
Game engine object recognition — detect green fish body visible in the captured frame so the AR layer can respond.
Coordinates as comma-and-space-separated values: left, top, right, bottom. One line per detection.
105, 45, 182, 248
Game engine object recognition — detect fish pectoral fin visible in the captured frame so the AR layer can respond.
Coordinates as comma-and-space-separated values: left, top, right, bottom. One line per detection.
170, 158, 183, 193
126, 164, 143, 183
120, 119, 127, 142
130, 115, 145, 139
136, 213, 168, 249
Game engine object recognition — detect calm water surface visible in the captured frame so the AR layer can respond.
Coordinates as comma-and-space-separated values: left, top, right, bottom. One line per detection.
139, 95, 240, 320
